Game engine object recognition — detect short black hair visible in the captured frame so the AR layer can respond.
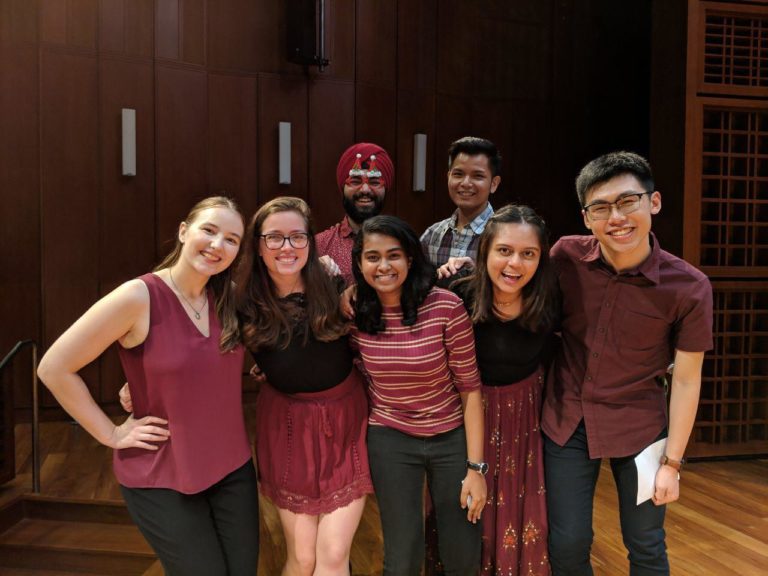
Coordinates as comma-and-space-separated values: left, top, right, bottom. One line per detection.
447, 136, 501, 177
352, 215, 436, 334
575, 151, 654, 207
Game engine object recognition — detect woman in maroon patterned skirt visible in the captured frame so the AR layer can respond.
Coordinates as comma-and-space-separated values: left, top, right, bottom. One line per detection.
439, 204, 558, 575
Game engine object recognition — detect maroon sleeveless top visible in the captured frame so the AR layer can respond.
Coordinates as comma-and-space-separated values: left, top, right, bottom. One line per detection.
113, 273, 250, 494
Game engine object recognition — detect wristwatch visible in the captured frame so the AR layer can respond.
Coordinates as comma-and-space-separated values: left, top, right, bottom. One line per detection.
660, 455, 685, 471
467, 460, 489, 475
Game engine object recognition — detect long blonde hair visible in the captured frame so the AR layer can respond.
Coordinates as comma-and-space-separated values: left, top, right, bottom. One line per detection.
155, 196, 245, 351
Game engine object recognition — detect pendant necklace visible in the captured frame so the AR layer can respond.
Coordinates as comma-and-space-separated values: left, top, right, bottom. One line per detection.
169, 268, 207, 320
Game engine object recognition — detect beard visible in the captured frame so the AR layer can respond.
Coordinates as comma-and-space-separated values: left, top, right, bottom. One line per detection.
342, 192, 384, 224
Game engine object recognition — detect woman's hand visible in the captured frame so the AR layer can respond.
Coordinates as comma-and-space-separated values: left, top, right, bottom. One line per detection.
460, 470, 487, 523
437, 256, 474, 280
109, 415, 170, 451
340, 284, 357, 319
319, 255, 342, 277
118, 382, 132, 413
249, 362, 267, 383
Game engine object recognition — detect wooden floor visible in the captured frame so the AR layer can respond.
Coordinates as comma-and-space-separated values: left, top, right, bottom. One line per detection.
3, 411, 767, 575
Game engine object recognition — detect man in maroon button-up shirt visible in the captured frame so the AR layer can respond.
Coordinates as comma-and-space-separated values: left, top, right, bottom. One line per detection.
541, 152, 713, 576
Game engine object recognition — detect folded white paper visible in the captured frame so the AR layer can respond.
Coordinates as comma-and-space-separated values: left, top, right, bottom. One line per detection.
634, 438, 666, 505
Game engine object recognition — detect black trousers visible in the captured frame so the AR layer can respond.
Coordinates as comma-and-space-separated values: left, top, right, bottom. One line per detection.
544, 421, 668, 576
367, 425, 481, 576
121, 459, 260, 576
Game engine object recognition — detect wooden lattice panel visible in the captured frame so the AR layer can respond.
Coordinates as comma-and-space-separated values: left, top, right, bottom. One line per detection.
691, 282, 768, 457
703, 11, 768, 88
698, 106, 768, 270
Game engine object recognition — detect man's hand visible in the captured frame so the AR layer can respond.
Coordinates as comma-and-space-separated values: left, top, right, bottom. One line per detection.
437, 256, 474, 280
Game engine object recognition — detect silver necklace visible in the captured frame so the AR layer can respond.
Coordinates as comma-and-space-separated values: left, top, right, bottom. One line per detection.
169, 269, 207, 320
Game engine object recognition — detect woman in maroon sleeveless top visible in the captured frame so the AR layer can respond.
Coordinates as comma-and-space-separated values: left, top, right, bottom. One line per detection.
37, 197, 259, 576
235, 196, 373, 576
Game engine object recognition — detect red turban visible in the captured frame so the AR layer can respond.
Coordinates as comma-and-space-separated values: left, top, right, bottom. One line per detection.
336, 142, 394, 193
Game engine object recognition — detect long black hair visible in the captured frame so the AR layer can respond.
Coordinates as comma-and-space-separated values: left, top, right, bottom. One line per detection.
352, 215, 436, 334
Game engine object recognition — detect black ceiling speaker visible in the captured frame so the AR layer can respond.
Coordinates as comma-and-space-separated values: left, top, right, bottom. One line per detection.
286, 0, 330, 70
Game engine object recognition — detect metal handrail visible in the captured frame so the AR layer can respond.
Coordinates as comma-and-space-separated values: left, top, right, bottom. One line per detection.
0, 340, 40, 493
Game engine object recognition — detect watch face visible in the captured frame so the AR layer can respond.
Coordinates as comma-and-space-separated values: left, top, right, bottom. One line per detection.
480, 462, 489, 475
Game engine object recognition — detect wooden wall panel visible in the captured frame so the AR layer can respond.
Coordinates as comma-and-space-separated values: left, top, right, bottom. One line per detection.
155, 65, 208, 250
307, 80, 355, 231
395, 90, 435, 234
180, 0, 205, 66
258, 75, 308, 200
99, 0, 125, 53
67, 0, 98, 49
208, 73, 259, 218
40, 0, 67, 45
397, 0, 436, 93
98, 57, 156, 404
432, 95, 472, 219
40, 49, 100, 403
0, 0, 38, 43
355, 85, 396, 163
207, 0, 260, 72
155, 0, 179, 60
0, 45, 40, 408
98, 0, 154, 57
355, 0, 396, 89
252, 0, 291, 75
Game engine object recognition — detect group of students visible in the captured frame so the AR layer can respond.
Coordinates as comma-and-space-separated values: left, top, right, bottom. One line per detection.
37, 137, 713, 576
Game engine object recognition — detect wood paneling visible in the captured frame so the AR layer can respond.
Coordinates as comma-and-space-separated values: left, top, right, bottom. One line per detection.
0, 0, 38, 44
208, 73, 259, 218
40, 0, 67, 45
395, 90, 435, 232
397, 0, 437, 93
307, 80, 355, 230
67, 0, 98, 49
0, 45, 40, 408
355, 84, 396, 164
180, 0, 205, 66
207, 0, 261, 72
258, 75, 308, 200
99, 0, 154, 57
155, 0, 179, 60
155, 65, 208, 250
40, 49, 100, 403
355, 0, 396, 89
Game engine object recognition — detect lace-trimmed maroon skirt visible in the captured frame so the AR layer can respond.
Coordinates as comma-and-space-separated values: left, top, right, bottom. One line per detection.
254, 368, 374, 515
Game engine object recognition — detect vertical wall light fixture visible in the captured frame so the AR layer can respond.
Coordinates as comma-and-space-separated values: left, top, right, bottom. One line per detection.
121, 108, 136, 177
279, 121, 292, 185
413, 133, 427, 192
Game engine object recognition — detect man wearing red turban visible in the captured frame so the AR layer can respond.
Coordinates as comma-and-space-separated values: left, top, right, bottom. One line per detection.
316, 142, 394, 285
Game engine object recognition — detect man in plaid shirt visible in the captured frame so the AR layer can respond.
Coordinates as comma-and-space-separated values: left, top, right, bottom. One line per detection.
420, 136, 501, 267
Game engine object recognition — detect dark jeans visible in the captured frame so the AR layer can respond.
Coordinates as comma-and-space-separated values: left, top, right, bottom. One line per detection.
544, 421, 668, 576
367, 425, 481, 576
121, 459, 260, 576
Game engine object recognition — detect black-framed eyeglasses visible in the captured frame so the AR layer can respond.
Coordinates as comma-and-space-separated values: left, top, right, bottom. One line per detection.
259, 233, 310, 250
582, 191, 651, 220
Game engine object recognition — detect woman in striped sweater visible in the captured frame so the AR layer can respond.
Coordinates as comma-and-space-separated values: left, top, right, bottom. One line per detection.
350, 215, 487, 576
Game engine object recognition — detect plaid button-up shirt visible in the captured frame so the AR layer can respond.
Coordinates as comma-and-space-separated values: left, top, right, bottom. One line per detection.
419, 203, 494, 267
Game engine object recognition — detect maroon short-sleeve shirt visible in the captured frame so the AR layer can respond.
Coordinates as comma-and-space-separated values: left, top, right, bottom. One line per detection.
541, 234, 713, 458
316, 216, 356, 287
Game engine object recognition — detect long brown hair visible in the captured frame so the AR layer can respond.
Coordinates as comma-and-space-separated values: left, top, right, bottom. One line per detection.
455, 204, 557, 332
235, 196, 348, 351
154, 196, 245, 352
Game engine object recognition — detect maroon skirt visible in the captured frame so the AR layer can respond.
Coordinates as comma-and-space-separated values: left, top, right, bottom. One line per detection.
481, 368, 550, 576
254, 368, 374, 515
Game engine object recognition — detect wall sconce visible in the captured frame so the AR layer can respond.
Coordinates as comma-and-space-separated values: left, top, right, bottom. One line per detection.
122, 108, 136, 177
413, 133, 427, 192
279, 121, 291, 185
